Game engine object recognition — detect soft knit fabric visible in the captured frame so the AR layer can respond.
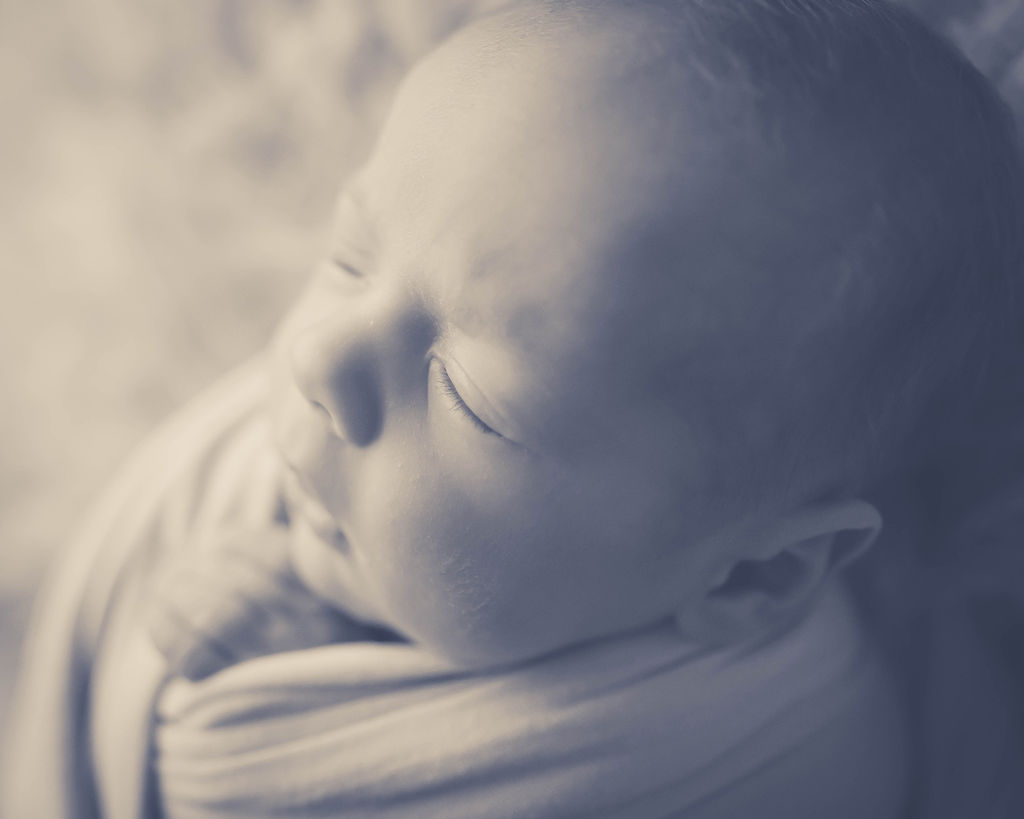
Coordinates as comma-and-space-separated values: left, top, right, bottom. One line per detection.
3, 358, 282, 819
2, 358, 907, 819
151, 586, 905, 819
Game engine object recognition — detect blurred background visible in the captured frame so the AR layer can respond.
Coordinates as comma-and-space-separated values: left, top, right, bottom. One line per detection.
1, 0, 1023, 743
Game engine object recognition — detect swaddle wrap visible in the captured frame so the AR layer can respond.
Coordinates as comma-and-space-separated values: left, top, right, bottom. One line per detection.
152, 582, 895, 819
2, 359, 907, 819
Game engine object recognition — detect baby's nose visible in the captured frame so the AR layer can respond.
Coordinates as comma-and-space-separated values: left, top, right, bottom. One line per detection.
290, 320, 382, 447
288, 298, 435, 447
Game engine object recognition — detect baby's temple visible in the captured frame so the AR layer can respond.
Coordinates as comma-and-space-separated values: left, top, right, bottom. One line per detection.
4, 1, 1024, 818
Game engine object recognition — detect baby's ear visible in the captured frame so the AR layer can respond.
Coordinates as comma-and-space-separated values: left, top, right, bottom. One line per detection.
674, 499, 881, 648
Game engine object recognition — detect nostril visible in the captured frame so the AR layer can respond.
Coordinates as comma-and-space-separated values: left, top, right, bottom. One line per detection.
307, 365, 381, 447
310, 400, 332, 424
288, 314, 387, 448
309, 399, 345, 439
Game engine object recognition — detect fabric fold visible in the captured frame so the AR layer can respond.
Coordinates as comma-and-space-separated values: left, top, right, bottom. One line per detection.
152, 584, 884, 819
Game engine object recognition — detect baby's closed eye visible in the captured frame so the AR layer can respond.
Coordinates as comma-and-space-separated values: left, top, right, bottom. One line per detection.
434, 359, 502, 437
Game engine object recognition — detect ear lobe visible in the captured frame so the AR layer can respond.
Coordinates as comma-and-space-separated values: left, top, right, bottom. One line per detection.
674, 499, 881, 648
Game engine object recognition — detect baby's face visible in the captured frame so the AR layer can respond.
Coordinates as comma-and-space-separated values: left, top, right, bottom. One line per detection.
270, 15, 798, 666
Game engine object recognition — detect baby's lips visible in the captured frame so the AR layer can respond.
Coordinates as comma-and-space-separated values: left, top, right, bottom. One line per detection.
281, 466, 350, 549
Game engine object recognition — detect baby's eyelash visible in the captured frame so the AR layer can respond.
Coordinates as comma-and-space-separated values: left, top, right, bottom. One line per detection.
437, 365, 500, 437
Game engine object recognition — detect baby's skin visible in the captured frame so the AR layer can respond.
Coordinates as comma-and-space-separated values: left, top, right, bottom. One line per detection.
153, 1, 899, 675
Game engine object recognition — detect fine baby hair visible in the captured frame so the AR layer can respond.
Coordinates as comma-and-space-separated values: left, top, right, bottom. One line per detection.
466, 0, 1024, 654
533, 0, 1024, 498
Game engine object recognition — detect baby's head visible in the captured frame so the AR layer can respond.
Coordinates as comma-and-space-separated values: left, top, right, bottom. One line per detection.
270, 0, 1023, 666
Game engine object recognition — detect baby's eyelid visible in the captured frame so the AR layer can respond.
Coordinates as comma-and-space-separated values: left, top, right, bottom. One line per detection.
444, 361, 532, 452
430, 357, 505, 439
437, 362, 501, 437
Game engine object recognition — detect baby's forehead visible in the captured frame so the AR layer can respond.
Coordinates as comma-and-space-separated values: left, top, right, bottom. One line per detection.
364, 1, 886, 402
388, 14, 837, 260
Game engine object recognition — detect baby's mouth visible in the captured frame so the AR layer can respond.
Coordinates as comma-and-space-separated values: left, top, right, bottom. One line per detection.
281, 465, 349, 551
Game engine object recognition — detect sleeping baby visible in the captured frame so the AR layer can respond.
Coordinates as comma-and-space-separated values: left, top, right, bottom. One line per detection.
6, 1, 1023, 817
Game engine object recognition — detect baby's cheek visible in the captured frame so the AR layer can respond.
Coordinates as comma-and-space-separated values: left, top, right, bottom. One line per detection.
354, 415, 586, 659
359, 458, 523, 647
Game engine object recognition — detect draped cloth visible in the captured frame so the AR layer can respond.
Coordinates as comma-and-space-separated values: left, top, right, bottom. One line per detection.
3, 358, 907, 819
153, 588, 905, 819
